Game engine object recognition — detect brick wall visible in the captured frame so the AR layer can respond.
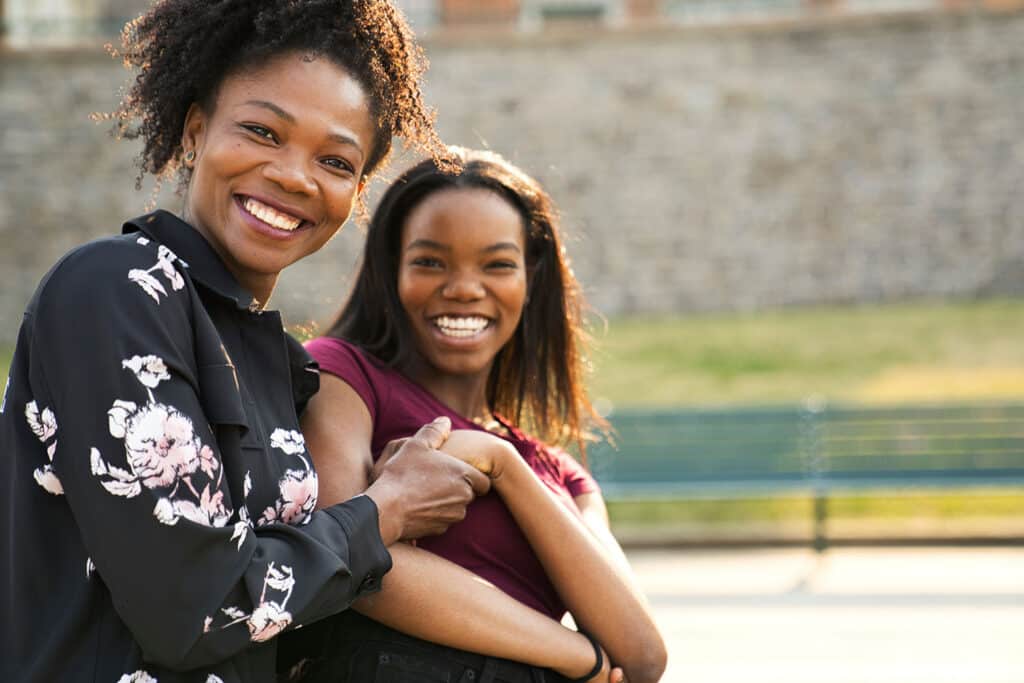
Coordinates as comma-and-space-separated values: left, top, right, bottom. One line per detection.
1, 10, 1022, 343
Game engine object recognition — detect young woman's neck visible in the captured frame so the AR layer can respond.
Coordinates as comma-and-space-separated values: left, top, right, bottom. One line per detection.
403, 356, 493, 422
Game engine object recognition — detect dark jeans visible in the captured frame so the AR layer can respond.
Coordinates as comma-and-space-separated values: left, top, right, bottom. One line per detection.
280, 609, 571, 683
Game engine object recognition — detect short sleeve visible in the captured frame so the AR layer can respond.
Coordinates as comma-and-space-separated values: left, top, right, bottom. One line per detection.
304, 338, 379, 423
552, 447, 601, 497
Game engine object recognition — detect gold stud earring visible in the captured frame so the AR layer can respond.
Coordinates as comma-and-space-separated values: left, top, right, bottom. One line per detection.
184, 150, 196, 164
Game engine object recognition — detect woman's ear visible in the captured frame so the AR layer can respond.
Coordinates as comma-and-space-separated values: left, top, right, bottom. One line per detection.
181, 102, 208, 165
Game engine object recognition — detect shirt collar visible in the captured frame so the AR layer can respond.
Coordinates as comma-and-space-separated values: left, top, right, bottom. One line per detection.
123, 210, 256, 311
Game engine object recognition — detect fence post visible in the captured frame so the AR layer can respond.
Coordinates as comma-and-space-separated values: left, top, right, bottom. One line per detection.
800, 396, 829, 552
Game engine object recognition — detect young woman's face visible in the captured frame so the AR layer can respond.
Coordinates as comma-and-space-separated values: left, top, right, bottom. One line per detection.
182, 52, 375, 301
398, 187, 529, 381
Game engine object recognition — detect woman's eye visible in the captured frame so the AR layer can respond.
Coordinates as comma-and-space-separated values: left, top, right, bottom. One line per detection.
487, 260, 518, 270
322, 157, 354, 174
242, 124, 277, 142
411, 257, 443, 269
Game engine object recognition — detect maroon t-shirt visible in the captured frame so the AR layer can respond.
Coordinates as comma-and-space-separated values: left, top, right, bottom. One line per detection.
305, 336, 599, 619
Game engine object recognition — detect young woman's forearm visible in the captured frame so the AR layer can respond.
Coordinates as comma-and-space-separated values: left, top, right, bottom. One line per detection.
353, 542, 597, 679
495, 457, 668, 682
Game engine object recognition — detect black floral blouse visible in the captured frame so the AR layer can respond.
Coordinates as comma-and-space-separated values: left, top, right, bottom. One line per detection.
0, 210, 392, 683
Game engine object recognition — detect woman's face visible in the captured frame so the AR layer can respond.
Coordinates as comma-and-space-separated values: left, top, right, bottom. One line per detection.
398, 187, 529, 382
182, 52, 375, 302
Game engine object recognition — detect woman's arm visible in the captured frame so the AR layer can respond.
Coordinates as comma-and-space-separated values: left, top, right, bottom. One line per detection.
302, 375, 617, 681
443, 430, 668, 683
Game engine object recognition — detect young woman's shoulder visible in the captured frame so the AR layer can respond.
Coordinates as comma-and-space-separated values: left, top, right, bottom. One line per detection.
304, 337, 396, 424
305, 337, 390, 377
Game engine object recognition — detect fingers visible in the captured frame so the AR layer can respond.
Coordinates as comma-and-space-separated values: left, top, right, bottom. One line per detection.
411, 416, 451, 450
463, 465, 492, 497
374, 437, 410, 472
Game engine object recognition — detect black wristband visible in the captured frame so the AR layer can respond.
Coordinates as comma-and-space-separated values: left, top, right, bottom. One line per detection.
569, 631, 603, 683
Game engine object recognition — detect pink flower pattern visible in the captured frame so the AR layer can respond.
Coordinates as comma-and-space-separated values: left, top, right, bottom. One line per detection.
90, 354, 231, 528
204, 562, 295, 642
258, 455, 318, 527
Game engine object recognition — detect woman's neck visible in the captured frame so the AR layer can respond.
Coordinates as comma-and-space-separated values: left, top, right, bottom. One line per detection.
402, 356, 492, 422
181, 207, 275, 307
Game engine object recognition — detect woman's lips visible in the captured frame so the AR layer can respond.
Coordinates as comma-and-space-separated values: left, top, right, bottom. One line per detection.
239, 195, 304, 231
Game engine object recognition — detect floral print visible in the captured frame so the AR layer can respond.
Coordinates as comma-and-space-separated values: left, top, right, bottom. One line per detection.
26, 400, 62, 495
118, 671, 157, 683
231, 472, 254, 550
107, 400, 218, 487
90, 355, 231, 528
129, 241, 185, 304
205, 562, 296, 642
116, 667, 223, 681
258, 455, 317, 527
270, 428, 306, 455
122, 355, 171, 389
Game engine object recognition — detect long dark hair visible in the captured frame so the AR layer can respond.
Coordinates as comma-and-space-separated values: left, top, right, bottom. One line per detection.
327, 147, 607, 453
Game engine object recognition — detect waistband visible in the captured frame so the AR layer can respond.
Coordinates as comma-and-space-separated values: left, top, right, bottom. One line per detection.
284, 610, 568, 683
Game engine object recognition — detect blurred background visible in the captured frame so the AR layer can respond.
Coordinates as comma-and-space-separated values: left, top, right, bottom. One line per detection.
1, 1, 1022, 680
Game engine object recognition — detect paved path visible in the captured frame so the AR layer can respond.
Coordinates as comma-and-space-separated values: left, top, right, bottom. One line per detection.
626, 546, 1024, 683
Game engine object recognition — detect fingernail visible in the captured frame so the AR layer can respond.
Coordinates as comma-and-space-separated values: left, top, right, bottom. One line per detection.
433, 416, 451, 427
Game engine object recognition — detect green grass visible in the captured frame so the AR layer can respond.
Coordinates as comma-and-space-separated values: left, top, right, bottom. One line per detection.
606, 489, 1024, 542
607, 489, 1024, 524
1, 346, 11, 383
590, 299, 1024, 407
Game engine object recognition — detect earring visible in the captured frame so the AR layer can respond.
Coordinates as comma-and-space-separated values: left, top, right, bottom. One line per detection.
184, 150, 196, 164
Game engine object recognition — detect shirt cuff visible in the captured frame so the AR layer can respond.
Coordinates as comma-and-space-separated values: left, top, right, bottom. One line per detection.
323, 494, 393, 598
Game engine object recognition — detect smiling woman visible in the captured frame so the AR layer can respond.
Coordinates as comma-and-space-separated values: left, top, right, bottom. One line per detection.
0, 3, 508, 683
180, 54, 377, 305
289, 148, 667, 683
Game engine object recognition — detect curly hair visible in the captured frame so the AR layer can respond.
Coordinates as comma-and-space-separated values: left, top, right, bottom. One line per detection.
109, 0, 442, 189
327, 147, 609, 456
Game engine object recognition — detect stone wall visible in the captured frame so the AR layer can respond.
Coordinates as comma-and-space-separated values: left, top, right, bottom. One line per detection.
2, 9, 1023, 343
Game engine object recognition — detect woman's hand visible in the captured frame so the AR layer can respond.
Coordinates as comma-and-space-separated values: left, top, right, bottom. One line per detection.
366, 419, 492, 543
441, 429, 519, 482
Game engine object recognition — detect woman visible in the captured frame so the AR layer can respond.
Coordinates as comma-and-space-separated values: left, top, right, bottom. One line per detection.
292, 148, 668, 682
0, 3, 493, 682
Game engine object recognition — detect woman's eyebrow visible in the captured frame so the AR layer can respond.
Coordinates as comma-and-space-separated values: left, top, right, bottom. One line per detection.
245, 99, 293, 122
406, 238, 448, 252
483, 242, 522, 254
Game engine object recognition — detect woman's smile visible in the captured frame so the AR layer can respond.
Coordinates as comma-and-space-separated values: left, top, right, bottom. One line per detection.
430, 315, 493, 340
235, 195, 311, 237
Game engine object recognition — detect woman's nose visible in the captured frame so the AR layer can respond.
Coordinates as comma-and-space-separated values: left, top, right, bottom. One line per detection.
441, 273, 485, 301
262, 155, 317, 196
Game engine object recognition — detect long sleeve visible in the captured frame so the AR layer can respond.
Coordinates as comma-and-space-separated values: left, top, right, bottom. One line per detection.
24, 234, 390, 673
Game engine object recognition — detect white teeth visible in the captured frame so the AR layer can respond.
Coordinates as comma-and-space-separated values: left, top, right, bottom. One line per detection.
243, 197, 303, 231
434, 316, 489, 338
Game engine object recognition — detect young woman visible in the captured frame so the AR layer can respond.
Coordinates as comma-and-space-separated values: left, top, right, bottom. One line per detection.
0, 3, 494, 682
293, 148, 668, 682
